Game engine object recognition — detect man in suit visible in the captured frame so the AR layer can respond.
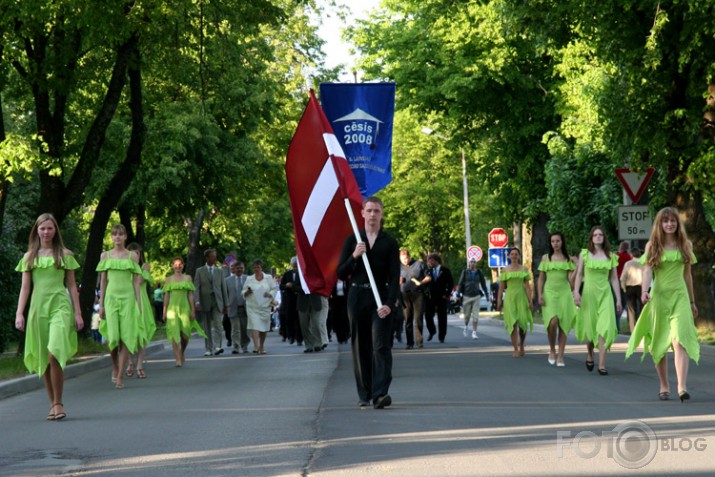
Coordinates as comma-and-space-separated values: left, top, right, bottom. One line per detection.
226, 261, 249, 354
280, 257, 303, 346
194, 249, 229, 356
425, 253, 454, 343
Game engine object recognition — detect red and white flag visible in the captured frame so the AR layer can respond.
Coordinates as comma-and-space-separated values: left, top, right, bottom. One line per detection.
286, 90, 364, 297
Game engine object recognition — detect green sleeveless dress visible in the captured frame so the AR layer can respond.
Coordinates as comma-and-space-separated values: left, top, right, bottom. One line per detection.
15, 256, 80, 376
500, 270, 533, 334
625, 250, 700, 364
574, 249, 618, 348
538, 259, 577, 333
137, 269, 157, 347
96, 258, 142, 353
164, 279, 207, 344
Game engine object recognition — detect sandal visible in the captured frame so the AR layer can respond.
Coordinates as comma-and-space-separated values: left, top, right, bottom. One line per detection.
585, 360, 595, 372
598, 368, 608, 376
47, 406, 56, 421
658, 391, 670, 401
53, 403, 66, 421
115, 382, 125, 389
137, 369, 146, 379
126, 362, 134, 378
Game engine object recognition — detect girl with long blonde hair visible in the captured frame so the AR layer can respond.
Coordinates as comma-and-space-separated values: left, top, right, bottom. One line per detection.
15, 213, 84, 420
626, 207, 699, 402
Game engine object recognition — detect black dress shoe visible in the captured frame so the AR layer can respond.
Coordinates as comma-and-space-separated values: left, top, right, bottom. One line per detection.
227, 339, 232, 347
427, 333, 434, 342
321, 344, 327, 350
231, 350, 239, 354
304, 348, 314, 353
314, 346, 322, 352
373, 394, 392, 409
395, 335, 402, 343
289, 339, 295, 344
405, 344, 414, 350
214, 348, 224, 355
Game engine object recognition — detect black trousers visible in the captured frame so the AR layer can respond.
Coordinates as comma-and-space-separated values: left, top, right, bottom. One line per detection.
402, 291, 424, 346
425, 296, 448, 341
348, 287, 393, 403
423, 296, 437, 338
625, 285, 643, 327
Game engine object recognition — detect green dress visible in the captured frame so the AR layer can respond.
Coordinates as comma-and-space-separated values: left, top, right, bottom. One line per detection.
96, 258, 142, 353
574, 249, 618, 348
538, 259, 577, 333
15, 256, 80, 377
500, 269, 533, 334
137, 269, 157, 347
625, 250, 700, 364
164, 279, 207, 344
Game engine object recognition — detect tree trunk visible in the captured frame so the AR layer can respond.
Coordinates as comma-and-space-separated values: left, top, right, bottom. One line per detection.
135, 205, 146, 248
186, 209, 206, 277
0, 83, 7, 237
28, 33, 135, 224
530, 212, 550, 273
673, 189, 715, 327
118, 205, 136, 244
79, 37, 145, 326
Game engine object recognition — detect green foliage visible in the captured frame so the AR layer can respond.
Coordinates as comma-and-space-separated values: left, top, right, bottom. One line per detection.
0, 226, 23, 353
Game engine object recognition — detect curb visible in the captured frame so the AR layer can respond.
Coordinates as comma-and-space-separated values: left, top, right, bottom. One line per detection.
0, 341, 165, 401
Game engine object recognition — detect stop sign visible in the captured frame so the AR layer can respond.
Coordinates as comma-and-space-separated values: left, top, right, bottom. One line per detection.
488, 228, 509, 248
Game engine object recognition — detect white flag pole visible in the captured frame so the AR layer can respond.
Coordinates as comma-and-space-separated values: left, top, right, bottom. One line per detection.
344, 198, 384, 309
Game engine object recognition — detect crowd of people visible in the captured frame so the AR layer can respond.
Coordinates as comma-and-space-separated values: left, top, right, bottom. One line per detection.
13, 204, 701, 420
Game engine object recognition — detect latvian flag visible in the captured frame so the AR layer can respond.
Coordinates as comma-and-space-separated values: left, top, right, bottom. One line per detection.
286, 90, 364, 297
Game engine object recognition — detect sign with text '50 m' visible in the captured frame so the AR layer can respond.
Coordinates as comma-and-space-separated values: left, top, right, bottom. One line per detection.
618, 205, 653, 240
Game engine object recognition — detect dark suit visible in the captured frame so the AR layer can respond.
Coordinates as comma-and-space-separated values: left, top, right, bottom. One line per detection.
425, 265, 454, 342
279, 269, 302, 344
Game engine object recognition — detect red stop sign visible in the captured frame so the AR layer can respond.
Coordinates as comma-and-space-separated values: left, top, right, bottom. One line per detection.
488, 228, 509, 248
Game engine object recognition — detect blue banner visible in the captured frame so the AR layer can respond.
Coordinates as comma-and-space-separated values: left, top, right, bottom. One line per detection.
319, 82, 395, 197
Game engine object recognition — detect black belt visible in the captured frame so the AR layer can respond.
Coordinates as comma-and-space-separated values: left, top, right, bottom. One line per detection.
351, 283, 372, 289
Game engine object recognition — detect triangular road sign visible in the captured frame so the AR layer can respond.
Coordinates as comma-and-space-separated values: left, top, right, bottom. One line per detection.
615, 168, 655, 203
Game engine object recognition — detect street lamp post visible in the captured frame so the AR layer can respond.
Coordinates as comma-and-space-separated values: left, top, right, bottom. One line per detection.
421, 127, 471, 263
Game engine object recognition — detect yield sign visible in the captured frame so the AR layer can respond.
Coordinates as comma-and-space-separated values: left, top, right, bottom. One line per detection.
615, 168, 655, 203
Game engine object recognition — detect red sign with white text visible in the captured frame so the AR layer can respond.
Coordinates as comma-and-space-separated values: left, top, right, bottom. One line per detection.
488, 228, 509, 248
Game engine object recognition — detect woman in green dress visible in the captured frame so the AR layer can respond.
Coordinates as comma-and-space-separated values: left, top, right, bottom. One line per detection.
163, 256, 205, 366
537, 232, 576, 367
125, 242, 156, 379
15, 213, 84, 421
497, 248, 534, 358
97, 224, 142, 389
573, 226, 622, 376
625, 207, 699, 402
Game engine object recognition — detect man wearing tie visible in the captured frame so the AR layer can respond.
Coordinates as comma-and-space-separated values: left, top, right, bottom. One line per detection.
226, 261, 249, 353
194, 249, 229, 356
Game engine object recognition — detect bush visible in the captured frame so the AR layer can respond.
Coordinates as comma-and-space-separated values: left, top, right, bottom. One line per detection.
0, 230, 23, 353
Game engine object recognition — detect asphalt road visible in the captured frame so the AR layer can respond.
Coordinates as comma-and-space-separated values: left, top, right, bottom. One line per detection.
1, 313, 713, 477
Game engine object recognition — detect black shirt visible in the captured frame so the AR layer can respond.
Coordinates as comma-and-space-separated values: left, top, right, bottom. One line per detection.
337, 228, 400, 309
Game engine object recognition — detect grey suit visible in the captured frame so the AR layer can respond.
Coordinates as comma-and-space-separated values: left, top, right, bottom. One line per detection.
226, 273, 249, 351
194, 264, 229, 353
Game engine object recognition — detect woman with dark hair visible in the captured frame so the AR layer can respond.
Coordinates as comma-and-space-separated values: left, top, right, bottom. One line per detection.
163, 256, 205, 366
242, 259, 277, 354
573, 226, 622, 376
97, 224, 142, 389
15, 213, 84, 420
537, 232, 577, 367
626, 207, 699, 402
497, 248, 534, 358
